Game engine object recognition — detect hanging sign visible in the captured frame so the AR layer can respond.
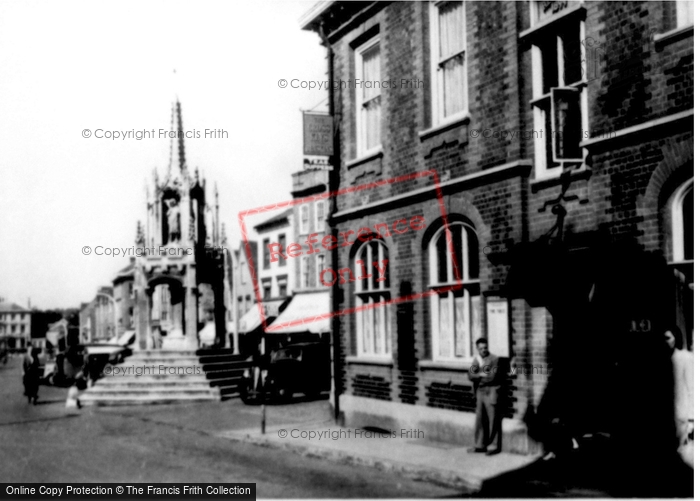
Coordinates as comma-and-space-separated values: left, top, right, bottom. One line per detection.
303, 113, 334, 156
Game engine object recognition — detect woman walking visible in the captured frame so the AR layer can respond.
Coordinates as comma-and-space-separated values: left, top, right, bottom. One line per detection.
22, 346, 41, 405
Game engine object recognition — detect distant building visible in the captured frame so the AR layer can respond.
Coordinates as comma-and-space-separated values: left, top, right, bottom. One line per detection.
46, 318, 68, 353
254, 209, 295, 302
233, 241, 258, 324
231, 240, 257, 353
267, 164, 331, 340
79, 286, 115, 343
0, 300, 31, 351
112, 258, 136, 336
235, 210, 295, 355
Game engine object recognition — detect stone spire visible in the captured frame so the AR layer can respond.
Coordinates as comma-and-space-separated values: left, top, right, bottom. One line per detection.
167, 100, 188, 178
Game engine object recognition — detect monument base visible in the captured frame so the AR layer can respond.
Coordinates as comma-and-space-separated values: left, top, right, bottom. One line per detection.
161, 335, 198, 351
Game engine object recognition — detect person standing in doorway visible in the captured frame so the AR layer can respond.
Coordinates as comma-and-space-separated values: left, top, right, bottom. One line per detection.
664, 326, 694, 466
468, 338, 502, 455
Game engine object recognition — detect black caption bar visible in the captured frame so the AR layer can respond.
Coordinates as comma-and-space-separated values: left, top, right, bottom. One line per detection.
1, 484, 256, 500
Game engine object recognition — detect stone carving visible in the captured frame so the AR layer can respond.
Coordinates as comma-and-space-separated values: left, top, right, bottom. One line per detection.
166, 199, 181, 243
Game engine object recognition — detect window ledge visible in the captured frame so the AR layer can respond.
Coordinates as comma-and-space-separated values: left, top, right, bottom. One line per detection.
654, 25, 693, 48
418, 360, 471, 371
530, 167, 564, 186
530, 165, 592, 193
418, 113, 471, 142
346, 356, 393, 367
347, 149, 383, 170
669, 259, 694, 266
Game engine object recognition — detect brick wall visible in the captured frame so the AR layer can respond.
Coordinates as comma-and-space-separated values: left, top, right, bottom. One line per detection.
586, 1, 693, 134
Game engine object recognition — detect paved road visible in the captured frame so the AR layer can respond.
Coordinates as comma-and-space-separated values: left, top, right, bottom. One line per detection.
0, 357, 463, 498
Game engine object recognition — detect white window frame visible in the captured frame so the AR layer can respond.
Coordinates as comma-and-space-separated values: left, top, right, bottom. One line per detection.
531, 17, 589, 179
315, 200, 326, 232
302, 256, 311, 289
430, 0, 469, 126
429, 222, 480, 362
355, 35, 382, 157
354, 240, 391, 360
671, 178, 694, 263
263, 238, 271, 269
262, 279, 272, 301
278, 233, 287, 267
676, 0, 694, 28
277, 276, 288, 298
316, 253, 326, 285
300, 204, 310, 235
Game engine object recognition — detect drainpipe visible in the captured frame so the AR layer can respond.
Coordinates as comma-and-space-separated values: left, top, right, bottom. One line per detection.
317, 22, 342, 424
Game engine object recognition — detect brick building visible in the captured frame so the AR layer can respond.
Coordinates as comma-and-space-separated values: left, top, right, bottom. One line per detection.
302, 0, 693, 455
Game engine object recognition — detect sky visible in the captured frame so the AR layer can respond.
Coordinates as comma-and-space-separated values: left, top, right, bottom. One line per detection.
0, 0, 329, 310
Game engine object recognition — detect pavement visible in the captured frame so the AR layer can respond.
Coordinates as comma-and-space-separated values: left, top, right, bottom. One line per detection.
216, 400, 537, 493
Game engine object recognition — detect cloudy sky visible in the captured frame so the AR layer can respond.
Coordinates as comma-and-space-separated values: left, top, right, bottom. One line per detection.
0, 0, 328, 309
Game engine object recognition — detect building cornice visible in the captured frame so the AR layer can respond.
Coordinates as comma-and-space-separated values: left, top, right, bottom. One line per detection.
299, 1, 335, 31
581, 109, 694, 150
332, 160, 532, 222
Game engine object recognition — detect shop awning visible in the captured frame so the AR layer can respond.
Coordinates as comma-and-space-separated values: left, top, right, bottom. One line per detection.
266, 291, 330, 334
117, 330, 136, 346
85, 345, 123, 356
238, 300, 285, 333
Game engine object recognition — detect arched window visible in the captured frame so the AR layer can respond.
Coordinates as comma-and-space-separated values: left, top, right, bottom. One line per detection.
429, 222, 480, 361
672, 178, 694, 263
354, 239, 391, 358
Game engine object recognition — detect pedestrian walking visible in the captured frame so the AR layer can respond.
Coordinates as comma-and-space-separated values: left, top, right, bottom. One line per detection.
65, 384, 81, 409
22, 346, 41, 405
467, 338, 502, 455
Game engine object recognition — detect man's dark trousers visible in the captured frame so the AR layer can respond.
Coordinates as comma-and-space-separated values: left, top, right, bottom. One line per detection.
475, 385, 501, 451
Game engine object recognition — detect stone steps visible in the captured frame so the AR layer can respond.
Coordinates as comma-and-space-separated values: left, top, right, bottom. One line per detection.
79, 395, 218, 406
81, 348, 252, 406
94, 378, 211, 388
84, 387, 216, 395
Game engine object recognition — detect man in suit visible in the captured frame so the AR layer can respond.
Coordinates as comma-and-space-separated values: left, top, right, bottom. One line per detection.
468, 338, 502, 455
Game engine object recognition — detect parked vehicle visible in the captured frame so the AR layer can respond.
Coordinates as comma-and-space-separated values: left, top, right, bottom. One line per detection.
241, 341, 330, 403
43, 345, 87, 387
42, 333, 135, 387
